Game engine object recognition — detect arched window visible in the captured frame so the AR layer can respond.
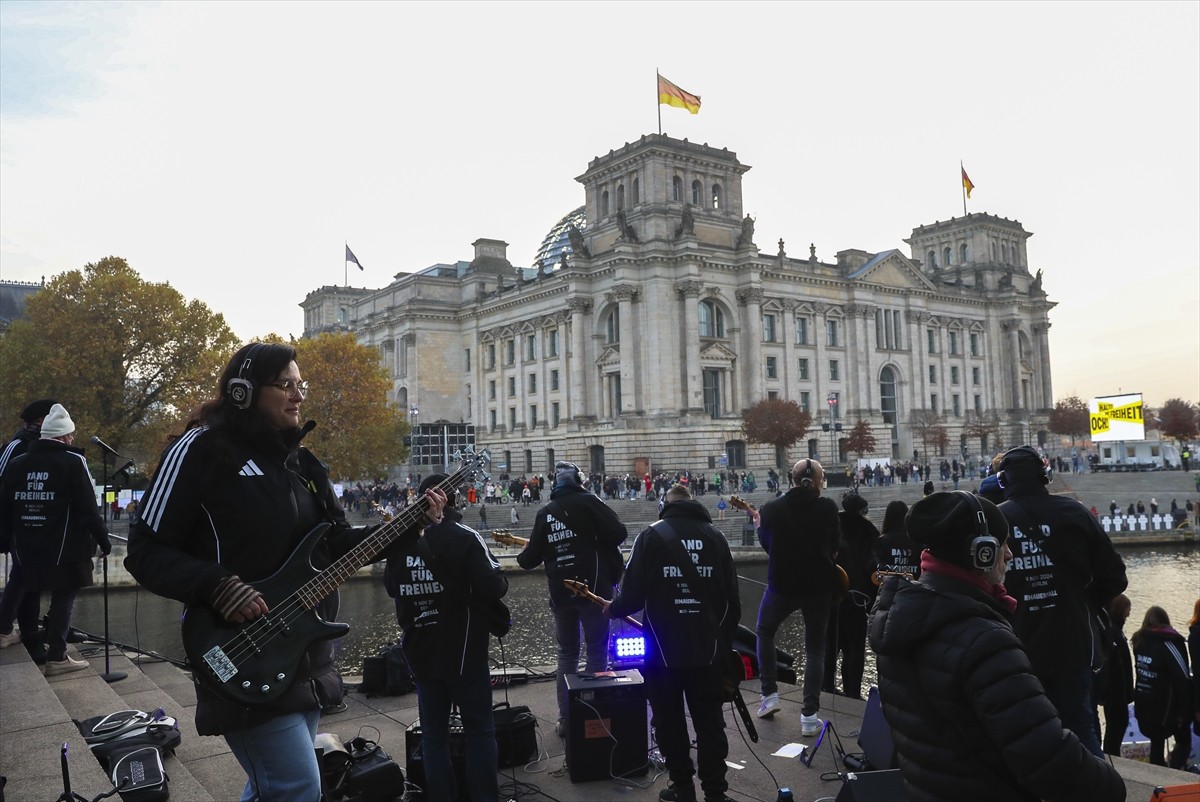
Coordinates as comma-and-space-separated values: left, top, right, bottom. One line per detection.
691, 180, 702, 205
960, 242, 968, 263
672, 176, 683, 202
712, 183, 723, 209
943, 246, 952, 265
606, 307, 620, 344
698, 300, 725, 338
632, 178, 640, 204
927, 250, 937, 268
337, 307, 347, 323
617, 184, 625, 210
880, 367, 898, 425
600, 190, 609, 217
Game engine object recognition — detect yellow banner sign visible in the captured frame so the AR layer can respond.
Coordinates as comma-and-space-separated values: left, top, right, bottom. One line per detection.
1090, 400, 1143, 435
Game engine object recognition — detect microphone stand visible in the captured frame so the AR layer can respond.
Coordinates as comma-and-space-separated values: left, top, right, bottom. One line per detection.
97, 450, 126, 684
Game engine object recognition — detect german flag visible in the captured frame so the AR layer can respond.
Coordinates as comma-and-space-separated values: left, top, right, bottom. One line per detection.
961, 165, 975, 199
658, 73, 701, 115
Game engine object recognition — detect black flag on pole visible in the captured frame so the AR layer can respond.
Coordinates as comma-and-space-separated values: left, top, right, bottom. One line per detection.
345, 244, 364, 271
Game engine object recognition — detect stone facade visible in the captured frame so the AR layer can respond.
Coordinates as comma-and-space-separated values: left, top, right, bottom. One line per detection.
301, 134, 1055, 479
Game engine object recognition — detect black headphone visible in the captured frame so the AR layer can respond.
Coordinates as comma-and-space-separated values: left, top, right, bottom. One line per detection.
225, 343, 266, 410
955, 490, 1000, 569
995, 445, 1051, 489
797, 459, 815, 488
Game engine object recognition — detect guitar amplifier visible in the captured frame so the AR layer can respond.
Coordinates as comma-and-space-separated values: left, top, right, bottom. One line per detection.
405, 718, 469, 802
564, 669, 649, 783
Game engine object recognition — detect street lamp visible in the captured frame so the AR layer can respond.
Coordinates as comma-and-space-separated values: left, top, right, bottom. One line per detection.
823, 393, 842, 466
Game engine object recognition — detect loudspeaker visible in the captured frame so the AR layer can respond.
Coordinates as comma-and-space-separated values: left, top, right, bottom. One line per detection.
955, 490, 999, 570
404, 719, 468, 802
834, 769, 907, 801
565, 669, 649, 783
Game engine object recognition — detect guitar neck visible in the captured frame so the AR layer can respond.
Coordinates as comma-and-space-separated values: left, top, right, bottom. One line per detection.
564, 581, 642, 630
296, 466, 472, 608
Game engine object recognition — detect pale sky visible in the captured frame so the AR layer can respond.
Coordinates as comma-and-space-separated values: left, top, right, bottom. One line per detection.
2, 1, 1197, 409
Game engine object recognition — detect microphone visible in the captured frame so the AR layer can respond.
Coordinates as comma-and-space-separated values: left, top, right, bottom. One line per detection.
90, 436, 121, 457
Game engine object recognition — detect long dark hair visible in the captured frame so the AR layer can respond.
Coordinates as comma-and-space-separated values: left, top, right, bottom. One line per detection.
199, 342, 298, 442
881, 500, 908, 535
1131, 605, 1172, 650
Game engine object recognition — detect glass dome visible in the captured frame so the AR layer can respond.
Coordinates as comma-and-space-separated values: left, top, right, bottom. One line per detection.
532, 206, 586, 272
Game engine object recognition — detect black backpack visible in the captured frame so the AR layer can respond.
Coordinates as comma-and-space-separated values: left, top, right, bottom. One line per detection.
74, 709, 182, 802
359, 642, 415, 697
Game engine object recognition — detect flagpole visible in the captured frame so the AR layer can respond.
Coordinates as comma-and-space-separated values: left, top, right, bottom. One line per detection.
656, 69, 662, 136
344, 241, 348, 287
960, 161, 967, 217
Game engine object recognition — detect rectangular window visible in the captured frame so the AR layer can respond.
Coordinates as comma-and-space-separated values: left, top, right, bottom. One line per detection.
929, 365, 937, 384
508, 407, 516, 430
487, 343, 496, 369
974, 394, 982, 414
552, 402, 560, 427
930, 394, 939, 413
972, 366, 981, 385
702, 368, 721, 418
767, 390, 778, 401
507, 376, 516, 397
798, 358, 809, 380
830, 391, 841, 419
830, 359, 840, 381
970, 332, 980, 357
951, 365, 960, 385
800, 391, 811, 413
549, 329, 559, 357
796, 317, 808, 345
765, 356, 777, 379
528, 373, 537, 394
827, 320, 839, 347
952, 394, 961, 416
949, 331, 959, 355
530, 404, 538, 427
464, 348, 471, 371
927, 329, 937, 354
550, 369, 560, 391
489, 409, 496, 431
505, 340, 515, 365
763, 314, 777, 343
525, 334, 535, 361
488, 380, 496, 400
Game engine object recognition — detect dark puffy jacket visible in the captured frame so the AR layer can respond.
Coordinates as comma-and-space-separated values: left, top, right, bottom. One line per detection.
1133, 627, 1191, 739
0, 439, 110, 588
869, 572, 1126, 802
126, 425, 394, 735
385, 507, 508, 680
999, 477, 1128, 682
756, 487, 840, 596
519, 483, 627, 605
609, 499, 740, 668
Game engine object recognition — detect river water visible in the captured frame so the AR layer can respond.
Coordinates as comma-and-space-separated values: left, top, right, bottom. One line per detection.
71, 544, 1199, 687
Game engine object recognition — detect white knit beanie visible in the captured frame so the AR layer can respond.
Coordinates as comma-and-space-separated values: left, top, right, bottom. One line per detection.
39, 403, 75, 439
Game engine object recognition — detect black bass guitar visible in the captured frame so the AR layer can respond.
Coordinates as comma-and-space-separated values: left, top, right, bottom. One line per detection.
181, 448, 490, 707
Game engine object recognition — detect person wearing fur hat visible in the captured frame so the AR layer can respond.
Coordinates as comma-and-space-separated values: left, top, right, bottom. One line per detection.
869, 491, 1125, 802
0, 403, 111, 675
518, 460, 628, 735
995, 444, 1128, 757
0, 398, 57, 649
822, 492, 879, 700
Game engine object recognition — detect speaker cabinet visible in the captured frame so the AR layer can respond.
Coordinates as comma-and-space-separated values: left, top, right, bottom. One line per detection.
564, 669, 649, 783
834, 769, 907, 801
404, 719, 468, 802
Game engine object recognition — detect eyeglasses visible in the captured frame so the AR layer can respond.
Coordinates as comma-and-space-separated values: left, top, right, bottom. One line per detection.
265, 380, 309, 397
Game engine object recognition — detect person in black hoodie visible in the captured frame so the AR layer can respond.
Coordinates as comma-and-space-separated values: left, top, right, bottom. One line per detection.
1131, 605, 1192, 769
869, 491, 1125, 802
607, 483, 740, 802
127, 343, 444, 802
873, 499, 920, 581
385, 474, 508, 802
518, 460, 627, 736
996, 445, 1128, 757
1094, 593, 1134, 756
823, 492, 878, 700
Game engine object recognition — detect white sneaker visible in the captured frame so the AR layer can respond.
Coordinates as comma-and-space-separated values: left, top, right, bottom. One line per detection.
756, 692, 781, 719
44, 655, 89, 677
801, 713, 823, 736
0, 630, 21, 648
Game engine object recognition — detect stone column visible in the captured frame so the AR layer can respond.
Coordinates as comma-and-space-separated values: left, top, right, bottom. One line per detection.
610, 284, 639, 415
677, 280, 704, 411
738, 288, 765, 404
1004, 320, 1022, 410
1034, 322, 1053, 409
813, 302, 829, 415
567, 297, 593, 420
847, 304, 873, 418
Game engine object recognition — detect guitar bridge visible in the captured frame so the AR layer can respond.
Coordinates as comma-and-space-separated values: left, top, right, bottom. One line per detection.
203, 645, 238, 683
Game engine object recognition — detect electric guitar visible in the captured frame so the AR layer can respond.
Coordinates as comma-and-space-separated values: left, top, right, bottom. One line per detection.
729, 495, 850, 602
181, 447, 490, 708
491, 529, 526, 548
563, 579, 759, 743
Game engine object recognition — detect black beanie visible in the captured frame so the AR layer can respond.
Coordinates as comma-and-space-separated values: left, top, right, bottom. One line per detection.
998, 446, 1046, 479
922, 480, 935, 496
842, 493, 868, 514
906, 491, 1009, 569
20, 398, 57, 422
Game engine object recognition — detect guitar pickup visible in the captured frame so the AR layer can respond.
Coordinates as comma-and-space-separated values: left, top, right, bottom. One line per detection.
203, 645, 238, 683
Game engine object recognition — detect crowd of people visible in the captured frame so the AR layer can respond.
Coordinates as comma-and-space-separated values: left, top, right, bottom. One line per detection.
1, 347, 1197, 801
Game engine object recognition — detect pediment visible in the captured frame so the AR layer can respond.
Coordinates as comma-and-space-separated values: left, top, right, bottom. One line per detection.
596, 345, 622, 368
699, 342, 738, 362
848, 249, 936, 290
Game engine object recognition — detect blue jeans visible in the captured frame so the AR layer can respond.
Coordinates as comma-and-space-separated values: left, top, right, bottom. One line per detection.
225, 709, 321, 802
756, 587, 830, 715
1043, 666, 1103, 758
554, 601, 610, 722
415, 661, 499, 802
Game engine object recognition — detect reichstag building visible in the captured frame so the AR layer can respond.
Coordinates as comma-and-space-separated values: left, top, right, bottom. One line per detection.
302, 134, 1054, 478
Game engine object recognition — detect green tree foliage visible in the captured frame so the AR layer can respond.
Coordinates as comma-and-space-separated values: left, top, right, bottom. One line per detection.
292, 332, 409, 482
1157, 398, 1199, 444
910, 409, 949, 460
741, 399, 812, 456
0, 257, 238, 470
1048, 396, 1090, 446
844, 420, 878, 461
